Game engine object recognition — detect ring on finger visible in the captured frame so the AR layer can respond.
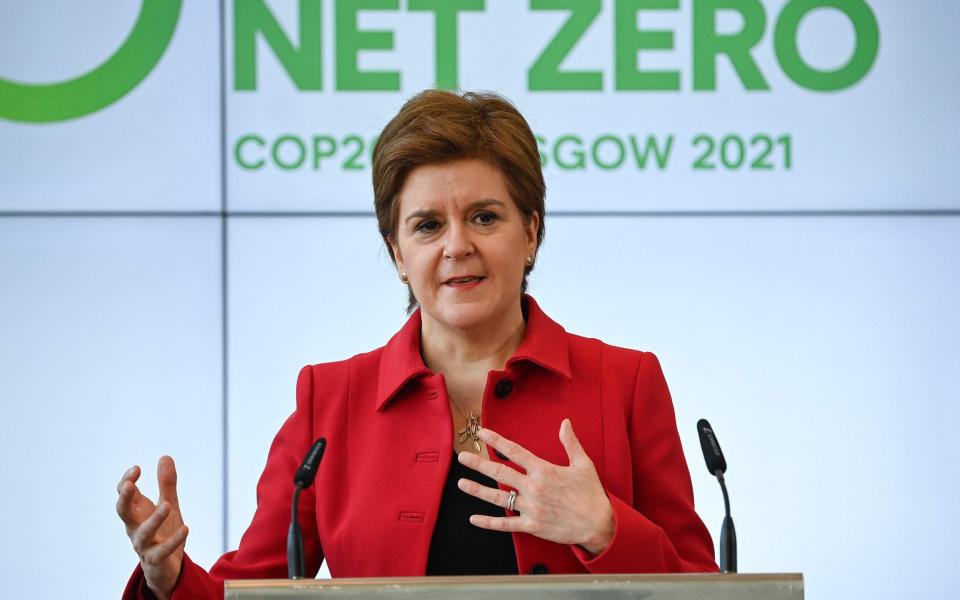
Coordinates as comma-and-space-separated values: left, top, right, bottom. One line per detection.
507, 489, 518, 512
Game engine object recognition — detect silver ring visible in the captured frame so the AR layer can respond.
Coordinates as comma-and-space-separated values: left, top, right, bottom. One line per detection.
507, 489, 518, 512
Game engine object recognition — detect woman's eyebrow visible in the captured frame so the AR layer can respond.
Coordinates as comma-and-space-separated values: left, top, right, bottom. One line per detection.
404, 208, 438, 224
403, 199, 506, 224
468, 199, 506, 210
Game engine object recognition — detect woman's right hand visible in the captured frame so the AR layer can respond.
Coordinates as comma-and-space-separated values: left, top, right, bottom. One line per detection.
116, 456, 189, 600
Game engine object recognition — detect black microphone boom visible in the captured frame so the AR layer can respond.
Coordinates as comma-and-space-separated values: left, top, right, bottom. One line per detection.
295, 438, 327, 487
697, 419, 727, 476
288, 438, 327, 579
696, 419, 737, 573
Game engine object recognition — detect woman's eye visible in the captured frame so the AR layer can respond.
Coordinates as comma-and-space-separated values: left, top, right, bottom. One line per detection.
475, 212, 498, 225
415, 219, 440, 233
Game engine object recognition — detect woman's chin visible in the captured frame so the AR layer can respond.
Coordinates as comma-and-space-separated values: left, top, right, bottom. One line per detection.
426, 299, 501, 332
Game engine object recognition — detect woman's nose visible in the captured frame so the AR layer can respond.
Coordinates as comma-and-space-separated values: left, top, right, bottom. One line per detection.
443, 221, 474, 260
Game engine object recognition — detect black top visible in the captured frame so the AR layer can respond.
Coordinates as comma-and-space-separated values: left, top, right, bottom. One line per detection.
425, 452, 519, 575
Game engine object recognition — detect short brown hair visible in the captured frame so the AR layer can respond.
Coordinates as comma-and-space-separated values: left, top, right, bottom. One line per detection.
372, 90, 546, 313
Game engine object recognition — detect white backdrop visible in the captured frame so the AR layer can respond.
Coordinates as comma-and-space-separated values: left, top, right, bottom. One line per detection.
1, 1, 958, 599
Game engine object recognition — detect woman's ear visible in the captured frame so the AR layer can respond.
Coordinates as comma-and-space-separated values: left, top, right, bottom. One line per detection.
388, 236, 404, 270
525, 211, 540, 254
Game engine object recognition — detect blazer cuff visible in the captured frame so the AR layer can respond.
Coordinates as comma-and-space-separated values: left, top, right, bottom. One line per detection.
570, 490, 667, 573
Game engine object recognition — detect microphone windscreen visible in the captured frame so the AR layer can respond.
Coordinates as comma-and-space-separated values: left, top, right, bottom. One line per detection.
697, 419, 727, 475
294, 438, 327, 488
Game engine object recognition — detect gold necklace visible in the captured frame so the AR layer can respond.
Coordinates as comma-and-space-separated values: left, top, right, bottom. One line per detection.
450, 399, 482, 452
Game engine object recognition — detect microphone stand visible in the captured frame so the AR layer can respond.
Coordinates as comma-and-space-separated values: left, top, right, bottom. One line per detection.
714, 469, 737, 573
288, 437, 326, 579
288, 482, 306, 579
697, 419, 737, 573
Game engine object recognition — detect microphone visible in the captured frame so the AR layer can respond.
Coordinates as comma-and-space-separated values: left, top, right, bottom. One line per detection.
295, 438, 326, 488
288, 437, 326, 579
697, 419, 737, 573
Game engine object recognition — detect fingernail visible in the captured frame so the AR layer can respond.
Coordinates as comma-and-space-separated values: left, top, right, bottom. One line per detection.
457, 478, 468, 490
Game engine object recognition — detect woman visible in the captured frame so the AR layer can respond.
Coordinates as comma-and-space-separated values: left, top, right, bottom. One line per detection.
117, 90, 718, 599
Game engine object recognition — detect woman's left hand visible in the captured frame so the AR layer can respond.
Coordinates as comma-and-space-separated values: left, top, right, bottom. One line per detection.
456, 419, 615, 556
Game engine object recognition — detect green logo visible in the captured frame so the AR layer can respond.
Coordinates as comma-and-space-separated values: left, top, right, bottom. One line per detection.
0, 0, 182, 123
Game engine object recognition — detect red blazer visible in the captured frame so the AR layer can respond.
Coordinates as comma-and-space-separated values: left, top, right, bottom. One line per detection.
124, 296, 717, 598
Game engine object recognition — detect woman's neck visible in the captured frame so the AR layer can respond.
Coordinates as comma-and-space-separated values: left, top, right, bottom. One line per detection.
420, 305, 526, 375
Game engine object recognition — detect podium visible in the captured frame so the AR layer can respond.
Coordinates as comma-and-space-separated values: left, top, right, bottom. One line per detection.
226, 573, 803, 599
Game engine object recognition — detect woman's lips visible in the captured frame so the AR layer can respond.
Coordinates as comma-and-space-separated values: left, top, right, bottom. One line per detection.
444, 276, 485, 290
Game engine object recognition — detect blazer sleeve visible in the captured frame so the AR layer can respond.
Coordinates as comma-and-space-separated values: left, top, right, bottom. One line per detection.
570, 351, 719, 573
122, 365, 322, 600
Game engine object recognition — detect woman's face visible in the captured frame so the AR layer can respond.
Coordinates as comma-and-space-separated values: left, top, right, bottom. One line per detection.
389, 158, 539, 333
